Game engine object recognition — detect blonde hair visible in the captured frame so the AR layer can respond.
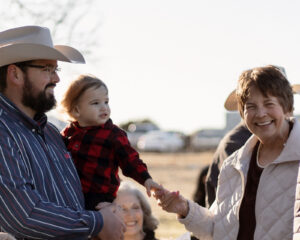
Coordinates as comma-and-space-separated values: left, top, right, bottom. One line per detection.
61, 74, 107, 119
116, 181, 159, 232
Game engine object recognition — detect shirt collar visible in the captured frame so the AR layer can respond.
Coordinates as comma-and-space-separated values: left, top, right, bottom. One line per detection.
0, 93, 48, 130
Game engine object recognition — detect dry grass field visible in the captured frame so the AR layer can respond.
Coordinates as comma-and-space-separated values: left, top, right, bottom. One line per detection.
119, 151, 214, 239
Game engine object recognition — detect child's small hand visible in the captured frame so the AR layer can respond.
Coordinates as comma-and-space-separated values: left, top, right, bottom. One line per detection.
152, 187, 168, 201
144, 178, 162, 197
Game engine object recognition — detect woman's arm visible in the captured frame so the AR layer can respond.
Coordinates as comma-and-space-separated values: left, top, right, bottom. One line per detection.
155, 188, 214, 239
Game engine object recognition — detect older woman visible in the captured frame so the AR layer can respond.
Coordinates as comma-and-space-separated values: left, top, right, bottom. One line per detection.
114, 181, 159, 240
156, 65, 299, 240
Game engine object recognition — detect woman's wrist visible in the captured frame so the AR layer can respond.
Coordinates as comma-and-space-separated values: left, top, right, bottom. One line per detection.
178, 199, 189, 218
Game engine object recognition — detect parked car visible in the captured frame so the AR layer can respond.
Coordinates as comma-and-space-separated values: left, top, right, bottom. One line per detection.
126, 122, 160, 147
189, 129, 225, 151
137, 130, 185, 152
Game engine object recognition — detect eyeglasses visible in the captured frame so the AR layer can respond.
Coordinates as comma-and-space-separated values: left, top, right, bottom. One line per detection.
24, 64, 61, 76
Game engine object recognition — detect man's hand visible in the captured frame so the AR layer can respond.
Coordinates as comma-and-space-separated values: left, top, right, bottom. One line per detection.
97, 204, 126, 240
0, 232, 16, 240
95, 201, 112, 210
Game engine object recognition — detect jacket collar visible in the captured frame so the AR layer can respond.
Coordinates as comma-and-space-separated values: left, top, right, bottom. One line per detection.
275, 118, 300, 163
70, 118, 113, 132
232, 118, 300, 172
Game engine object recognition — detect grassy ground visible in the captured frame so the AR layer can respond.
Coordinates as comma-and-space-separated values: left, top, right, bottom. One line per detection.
119, 151, 214, 239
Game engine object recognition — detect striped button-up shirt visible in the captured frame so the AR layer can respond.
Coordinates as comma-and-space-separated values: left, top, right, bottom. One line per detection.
0, 94, 103, 239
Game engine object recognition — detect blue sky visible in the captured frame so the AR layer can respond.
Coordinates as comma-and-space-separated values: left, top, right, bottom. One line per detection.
4, 0, 300, 134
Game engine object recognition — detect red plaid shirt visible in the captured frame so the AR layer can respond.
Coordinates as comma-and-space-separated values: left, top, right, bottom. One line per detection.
61, 119, 151, 198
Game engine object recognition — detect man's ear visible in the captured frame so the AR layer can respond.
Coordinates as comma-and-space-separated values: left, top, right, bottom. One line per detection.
7, 65, 23, 85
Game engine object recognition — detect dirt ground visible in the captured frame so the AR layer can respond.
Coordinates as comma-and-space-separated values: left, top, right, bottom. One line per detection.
119, 151, 214, 239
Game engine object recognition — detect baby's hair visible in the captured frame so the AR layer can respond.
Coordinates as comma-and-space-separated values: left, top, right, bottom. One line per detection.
61, 74, 107, 119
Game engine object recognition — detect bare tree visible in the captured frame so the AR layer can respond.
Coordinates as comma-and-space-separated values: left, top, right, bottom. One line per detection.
2, 0, 102, 55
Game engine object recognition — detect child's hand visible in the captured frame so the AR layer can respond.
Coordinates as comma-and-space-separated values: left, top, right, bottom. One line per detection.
144, 178, 162, 197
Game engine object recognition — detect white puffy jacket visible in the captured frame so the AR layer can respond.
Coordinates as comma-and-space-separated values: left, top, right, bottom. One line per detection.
293, 162, 300, 240
180, 118, 300, 240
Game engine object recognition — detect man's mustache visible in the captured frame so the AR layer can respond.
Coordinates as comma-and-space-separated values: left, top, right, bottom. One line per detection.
45, 83, 56, 89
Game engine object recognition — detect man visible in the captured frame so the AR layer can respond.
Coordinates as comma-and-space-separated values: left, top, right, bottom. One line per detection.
0, 26, 125, 239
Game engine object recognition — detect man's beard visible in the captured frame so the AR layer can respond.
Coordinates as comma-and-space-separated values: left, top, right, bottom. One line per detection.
22, 74, 56, 114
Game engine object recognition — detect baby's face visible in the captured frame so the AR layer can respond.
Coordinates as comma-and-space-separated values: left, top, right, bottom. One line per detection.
74, 85, 111, 127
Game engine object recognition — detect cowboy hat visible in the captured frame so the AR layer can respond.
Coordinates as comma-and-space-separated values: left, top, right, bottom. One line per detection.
0, 25, 85, 67
225, 84, 300, 111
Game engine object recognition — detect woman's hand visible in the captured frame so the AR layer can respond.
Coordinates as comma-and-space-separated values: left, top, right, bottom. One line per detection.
154, 188, 189, 218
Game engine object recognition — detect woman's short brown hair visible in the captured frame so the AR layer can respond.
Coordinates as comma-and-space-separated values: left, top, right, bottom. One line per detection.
61, 74, 107, 119
236, 65, 293, 118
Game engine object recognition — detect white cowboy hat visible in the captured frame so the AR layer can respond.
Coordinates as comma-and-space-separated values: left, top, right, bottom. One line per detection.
0, 25, 85, 67
225, 84, 300, 111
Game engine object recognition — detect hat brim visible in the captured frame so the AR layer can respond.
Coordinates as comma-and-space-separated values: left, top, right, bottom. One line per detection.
292, 84, 300, 94
224, 90, 237, 111
225, 84, 300, 111
0, 43, 85, 67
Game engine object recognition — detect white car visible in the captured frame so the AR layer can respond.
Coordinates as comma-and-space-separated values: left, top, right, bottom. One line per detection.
126, 122, 160, 147
190, 129, 225, 151
137, 130, 185, 152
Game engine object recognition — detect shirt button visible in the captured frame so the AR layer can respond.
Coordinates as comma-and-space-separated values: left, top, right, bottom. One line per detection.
75, 144, 79, 148
32, 129, 36, 132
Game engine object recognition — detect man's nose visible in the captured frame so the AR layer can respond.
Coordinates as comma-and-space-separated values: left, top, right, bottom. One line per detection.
51, 73, 60, 84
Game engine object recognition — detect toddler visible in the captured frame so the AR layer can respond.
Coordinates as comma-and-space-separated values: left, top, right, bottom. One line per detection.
61, 74, 160, 210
